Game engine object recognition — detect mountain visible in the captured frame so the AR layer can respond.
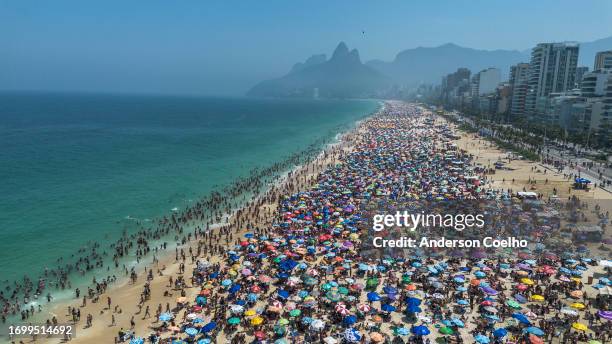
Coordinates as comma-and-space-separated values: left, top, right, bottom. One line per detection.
366, 43, 528, 87
289, 54, 327, 74
247, 42, 391, 98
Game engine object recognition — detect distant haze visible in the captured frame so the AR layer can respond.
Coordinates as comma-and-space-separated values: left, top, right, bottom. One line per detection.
1, 0, 611, 95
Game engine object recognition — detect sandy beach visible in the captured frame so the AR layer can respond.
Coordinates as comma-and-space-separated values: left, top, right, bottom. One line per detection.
10, 101, 611, 344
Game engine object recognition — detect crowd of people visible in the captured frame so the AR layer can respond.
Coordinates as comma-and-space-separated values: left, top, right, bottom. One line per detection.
118, 102, 611, 344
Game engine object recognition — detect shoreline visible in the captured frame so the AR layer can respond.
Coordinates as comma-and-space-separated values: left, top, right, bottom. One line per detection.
1, 102, 382, 344
6, 101, 610, 344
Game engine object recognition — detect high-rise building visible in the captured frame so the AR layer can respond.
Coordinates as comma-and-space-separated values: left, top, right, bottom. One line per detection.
509, 63, 530, 120
575, 66, 589, 86
525, 42, 579, 119
473, 68, 501, 96
594, 50, 612, 70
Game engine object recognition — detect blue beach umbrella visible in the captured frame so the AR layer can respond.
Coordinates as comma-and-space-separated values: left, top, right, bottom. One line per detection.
451, 318, 464, 327
343, 315, 357, 326
197, 339, 211, 344
129, 338, 144, 344
474, 334, 490, 343
184, 327, 198, 336
159, 312, 173, 322
523, 327, 544, 336
493, 328, 508, 338
512, 313, 531, 325
367, 292, 381, 301
412, 325, 430, 336
202, 321, 217, 333
381, 304, 396, 312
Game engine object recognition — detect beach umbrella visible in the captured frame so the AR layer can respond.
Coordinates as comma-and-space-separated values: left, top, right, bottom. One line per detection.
474, 334, 490, 343
531, 294, 544, 301
512, 312, 531, 325
451, 318, 464, 327
250, 316, 264, 326
343, 315, 357, 326
358, 304, 371, 313
227, 317, 240, 325
523, 327, 544, 336
439, 326, 454, 335
394, 327, 409, 336
184, 327, 198, 336
405, 297, 421, 306
366, 277, 379, 288
589, 341, 603, 344
528, 334, 544, 344
159, 312, 173, 322
570, 302, 585, 310
383, 286, 398, 294
411, 325, 430, 336
310, 319, 325, 331
244, 309, 257, 316
370, 332, 384, 342
457, 299, 469, 305
506, 300, 521, 309
520, 278, 535, 286
493, 328, 508, 338
572, 323, 588, 331
129, 338, 144, 344
254, 331, 266, 340
367, 292, 381, 302
560, 308, 578, 316
202, 322, 216, 333
274, 339, 288, 344
197, 339, 211, 344
381, 304, 396, 312
598, 310, 612, 320
344, 328, 362, 342
289, 309, 301, 317
570, 290, 583, 298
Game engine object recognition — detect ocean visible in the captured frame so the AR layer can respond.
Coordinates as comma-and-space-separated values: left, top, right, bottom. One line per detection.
0, 92, 378, 295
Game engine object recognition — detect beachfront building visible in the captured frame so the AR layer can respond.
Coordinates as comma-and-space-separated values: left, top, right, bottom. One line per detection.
509, 63, 530, 121
594, 50, 612, 70
575, 66, 589, 87
525, 42, 580, 121
471, 68, 501, 96
440, 68, 471, 108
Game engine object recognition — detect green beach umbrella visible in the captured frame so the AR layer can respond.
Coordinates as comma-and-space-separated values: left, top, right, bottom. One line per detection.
278, 318, 290, 325
439, 326, 454, 335
506, 300, 521, 309
366, 277, 379, 288
289, 309, 301, 317
338, 287, 349, 295
321, 283, 333, 291
228, 317, 241, 325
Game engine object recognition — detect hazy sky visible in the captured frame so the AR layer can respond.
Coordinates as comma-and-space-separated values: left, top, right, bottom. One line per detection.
2, 0, 611, 95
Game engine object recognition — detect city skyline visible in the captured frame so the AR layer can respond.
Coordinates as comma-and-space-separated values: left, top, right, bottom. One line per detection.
1, 0, 612, 95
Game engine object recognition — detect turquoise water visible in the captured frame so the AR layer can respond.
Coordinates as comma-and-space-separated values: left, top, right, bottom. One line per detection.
0, 93, 378, 286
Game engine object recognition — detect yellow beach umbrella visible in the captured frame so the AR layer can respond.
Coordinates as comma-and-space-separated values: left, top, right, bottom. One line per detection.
571, 277, 582, 283
570, 302, 585, 310
250, 316, 264, 326
520, 278, 535, 285
244, 309, 257, 316
531, 294, 544, 301
572, 322, 588, 331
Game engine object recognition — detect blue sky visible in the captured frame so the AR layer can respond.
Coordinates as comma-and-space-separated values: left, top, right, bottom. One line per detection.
1, 0, 611, 95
